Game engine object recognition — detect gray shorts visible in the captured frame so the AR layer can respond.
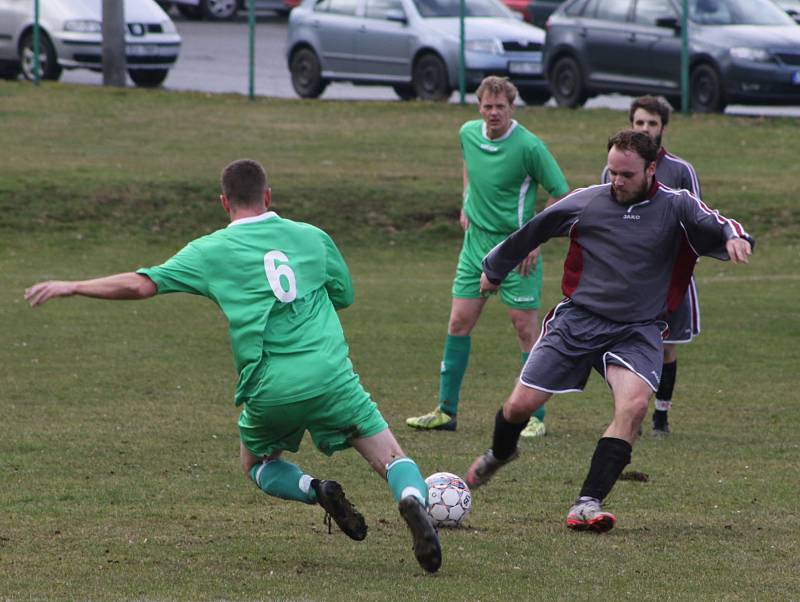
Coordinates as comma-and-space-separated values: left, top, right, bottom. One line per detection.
664, 277, 700, 343
520, 300, 664, 393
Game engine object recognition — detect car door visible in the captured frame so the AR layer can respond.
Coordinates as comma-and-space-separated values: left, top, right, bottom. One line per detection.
627, 0, 681, 92
579, 0, 637, 89
356, 0, 414, 80
310, 0, 362, 75
0, 0, 29, 61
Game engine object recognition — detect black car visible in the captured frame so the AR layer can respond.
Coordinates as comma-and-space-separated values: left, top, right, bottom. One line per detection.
543, 0, 800, 112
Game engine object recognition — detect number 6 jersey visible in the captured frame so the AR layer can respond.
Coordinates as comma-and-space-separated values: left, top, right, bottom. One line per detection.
137, 211, 358, 407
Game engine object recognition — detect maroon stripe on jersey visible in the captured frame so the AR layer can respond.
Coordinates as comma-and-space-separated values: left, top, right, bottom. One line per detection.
682, 187, 748, 237
667, 229, 698, 314
561, 226, 583, 298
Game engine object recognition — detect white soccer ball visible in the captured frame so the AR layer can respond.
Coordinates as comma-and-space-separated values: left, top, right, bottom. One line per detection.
425, 472, 472, 528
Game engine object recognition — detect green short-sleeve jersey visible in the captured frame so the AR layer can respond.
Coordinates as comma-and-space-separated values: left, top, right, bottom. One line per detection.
137, 212, 357, 407
460, 119, 569, 234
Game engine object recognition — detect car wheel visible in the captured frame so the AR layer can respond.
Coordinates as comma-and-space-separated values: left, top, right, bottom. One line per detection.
690, 64, 726, 113
393, 84, 417, 101
550, 56, 586, 108
202, 0, 239, 20
290, 48, 328, 99
518, 89, 551, 105
177, 3, 204, 18
413, 54, 451, 101
20, 30, 62, 81
128, 68, 169, 87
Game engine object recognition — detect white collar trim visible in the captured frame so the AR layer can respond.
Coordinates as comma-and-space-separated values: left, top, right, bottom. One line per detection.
227, 211, 278, 228
482, 120, 518, 142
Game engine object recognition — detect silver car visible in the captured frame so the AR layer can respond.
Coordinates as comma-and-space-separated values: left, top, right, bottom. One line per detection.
0, 0, 181, 87
286, 0, 550, 102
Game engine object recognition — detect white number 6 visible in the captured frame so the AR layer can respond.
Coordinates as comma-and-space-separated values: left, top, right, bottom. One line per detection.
263, 250, 297, 302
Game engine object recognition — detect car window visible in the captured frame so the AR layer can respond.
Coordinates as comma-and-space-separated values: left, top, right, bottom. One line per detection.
633, 0, 676, 25
565, 0, 591, 15
314, 0, 360, 15
412, 0, 511, 18
689, 0, 795, 25
583, 0, 632, 21
365, 0, 405, 18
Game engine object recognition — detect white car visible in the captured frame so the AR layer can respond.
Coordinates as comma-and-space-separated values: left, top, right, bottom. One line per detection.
0, 0, 181, 87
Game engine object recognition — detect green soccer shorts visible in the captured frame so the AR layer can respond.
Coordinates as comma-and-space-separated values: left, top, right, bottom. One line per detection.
238, 374, 388, 458
452, 224, 542, 309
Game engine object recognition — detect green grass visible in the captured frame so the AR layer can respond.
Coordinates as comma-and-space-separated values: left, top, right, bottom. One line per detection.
1, 82, 799, 600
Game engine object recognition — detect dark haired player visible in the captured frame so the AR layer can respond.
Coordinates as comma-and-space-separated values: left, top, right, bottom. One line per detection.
602, 95, 702, 435
465, 131, 753, 531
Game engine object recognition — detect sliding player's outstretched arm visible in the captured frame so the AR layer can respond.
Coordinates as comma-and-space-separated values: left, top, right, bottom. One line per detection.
25, 272, 157, 307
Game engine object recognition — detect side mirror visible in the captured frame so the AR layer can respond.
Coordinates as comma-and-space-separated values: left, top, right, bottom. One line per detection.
655, 16, 681, 33
386, 9, 407, 23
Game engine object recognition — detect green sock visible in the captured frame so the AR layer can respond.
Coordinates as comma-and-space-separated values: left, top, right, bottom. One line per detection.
386, 457, 428, 505
438, 334, 471, 416
249, 459, 316, 505
522, 351, 545, 421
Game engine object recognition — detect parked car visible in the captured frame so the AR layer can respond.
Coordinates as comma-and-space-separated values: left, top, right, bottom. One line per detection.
776, 0, 800, 24
543, 0, 800, 112
286, 0, 551, 103
500, 0, 563, 27
162, 0, 300, 20
0, 0, 181, 87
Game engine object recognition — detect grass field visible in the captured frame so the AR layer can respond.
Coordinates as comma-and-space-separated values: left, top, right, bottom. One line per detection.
1, 82, 799, 601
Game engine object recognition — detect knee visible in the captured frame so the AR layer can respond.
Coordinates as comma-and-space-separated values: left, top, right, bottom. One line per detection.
448, 313, 474, 335
504, 396, 538, 423
509, 313, 538, 343
620, 396, 650, 422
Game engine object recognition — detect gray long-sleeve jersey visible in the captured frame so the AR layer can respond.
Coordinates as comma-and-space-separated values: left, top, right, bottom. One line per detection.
482, 180, 753, 324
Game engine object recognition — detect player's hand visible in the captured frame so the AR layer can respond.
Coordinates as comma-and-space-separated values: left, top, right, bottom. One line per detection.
516, 247, 540, 276
459, 210, 469, 231
726, 238, 752, 264
479, 273, 500, 296
25, 281, 76, 307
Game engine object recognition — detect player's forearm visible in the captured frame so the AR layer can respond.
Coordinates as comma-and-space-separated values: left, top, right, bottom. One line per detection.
73, 272, 157, 300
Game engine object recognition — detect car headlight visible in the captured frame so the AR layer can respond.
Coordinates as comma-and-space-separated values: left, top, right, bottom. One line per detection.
63, 20, 102, 33
730, 47, 773, 62
465, 39, 503, 55
161, 20, 177, 34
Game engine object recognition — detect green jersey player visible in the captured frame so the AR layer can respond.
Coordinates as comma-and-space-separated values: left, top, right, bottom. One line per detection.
25, 159, 442, 574
406, 76, 569, 437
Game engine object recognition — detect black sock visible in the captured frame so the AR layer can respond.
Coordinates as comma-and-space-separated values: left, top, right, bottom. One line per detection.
655, 360, 677, 404
492, 409, 527, 461
578, 437, 632, 501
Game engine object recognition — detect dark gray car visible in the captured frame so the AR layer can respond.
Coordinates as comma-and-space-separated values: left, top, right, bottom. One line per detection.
543, 0, 800, 112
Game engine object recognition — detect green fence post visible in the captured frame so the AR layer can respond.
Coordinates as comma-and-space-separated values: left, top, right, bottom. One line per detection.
248, 0, 256, 100
681, 0, 689, 114
459, 0, 465, 104
33, 0, 40, 85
